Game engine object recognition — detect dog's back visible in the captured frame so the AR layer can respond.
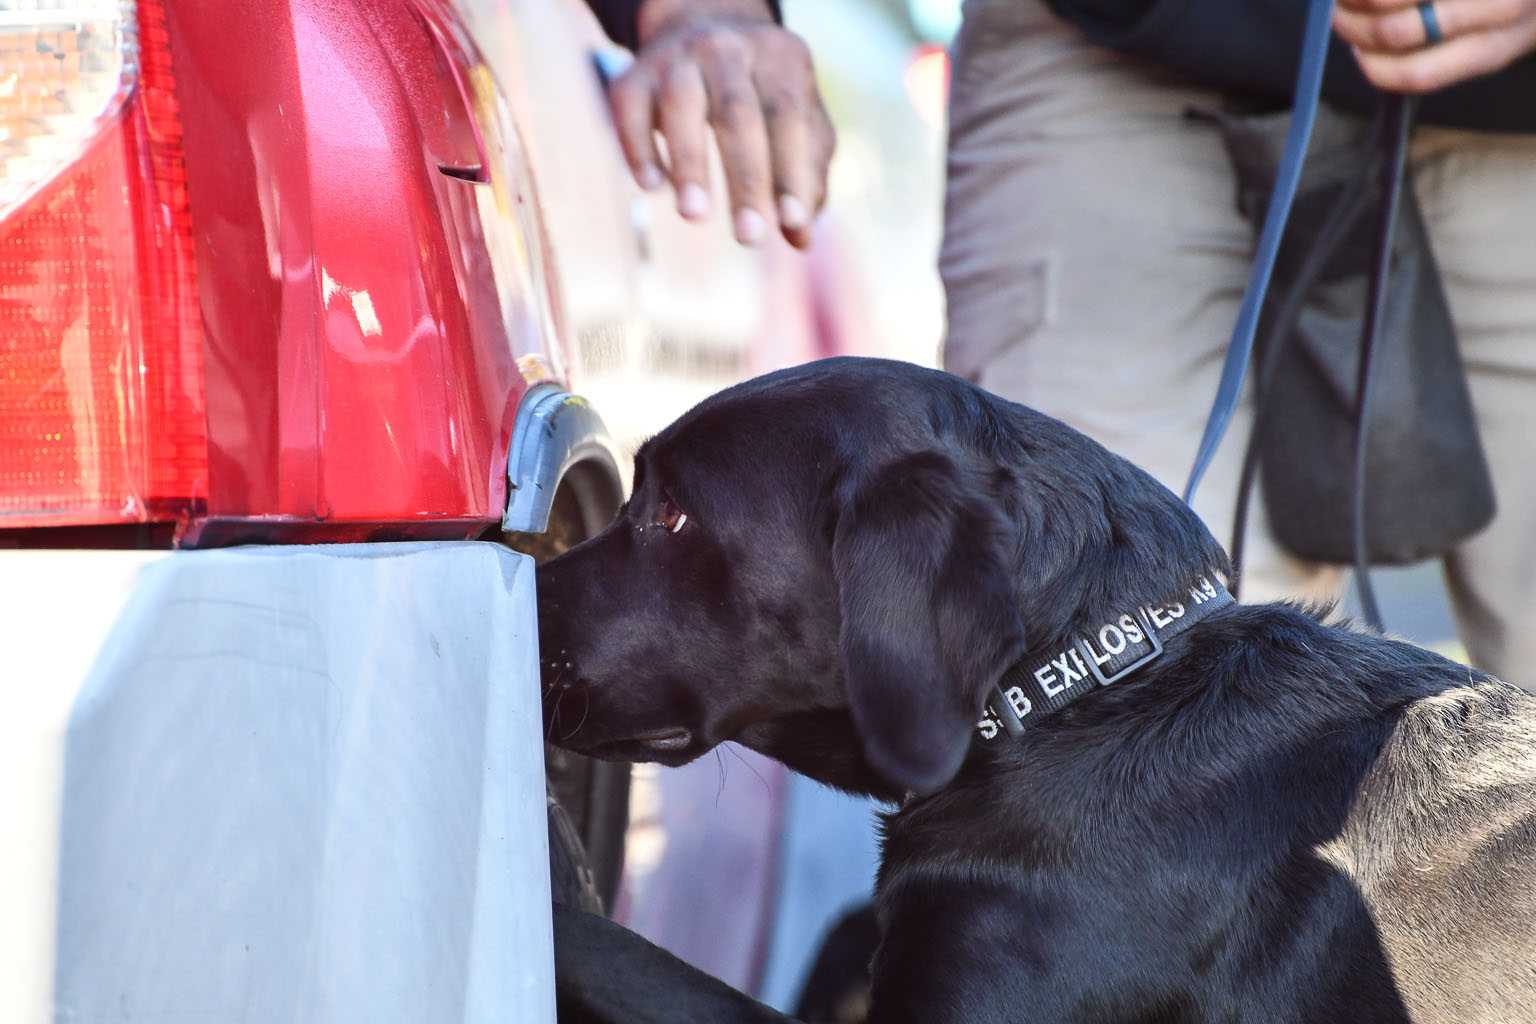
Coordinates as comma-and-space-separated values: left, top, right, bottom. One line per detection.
1328, 678, 1536, 1021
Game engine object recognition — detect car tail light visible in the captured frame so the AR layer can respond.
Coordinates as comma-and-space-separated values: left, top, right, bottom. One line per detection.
0, 0, 207, 530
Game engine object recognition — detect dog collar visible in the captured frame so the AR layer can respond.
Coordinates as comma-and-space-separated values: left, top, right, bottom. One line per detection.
976, 575, 1234, 741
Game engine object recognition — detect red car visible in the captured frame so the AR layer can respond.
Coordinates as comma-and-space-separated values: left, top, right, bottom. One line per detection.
1, 0, 856, 1018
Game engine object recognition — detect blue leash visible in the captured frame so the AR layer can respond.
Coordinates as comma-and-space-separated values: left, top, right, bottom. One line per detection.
1181, 0, 1338, 504
1185, 0, 1407, 631
1347, 94, 1416, 629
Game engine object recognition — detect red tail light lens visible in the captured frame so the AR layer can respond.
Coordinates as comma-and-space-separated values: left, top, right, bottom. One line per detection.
0, 0, 207, 530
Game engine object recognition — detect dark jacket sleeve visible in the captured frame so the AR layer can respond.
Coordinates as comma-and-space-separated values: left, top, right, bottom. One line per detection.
584, 0, 783, 52
1046, 0, 1536, 134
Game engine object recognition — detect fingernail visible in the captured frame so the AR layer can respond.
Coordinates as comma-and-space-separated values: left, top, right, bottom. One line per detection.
735, 208, 767, 246
778, 194, 809, 231
679, 183, 709, 220
637, 164, 663, 190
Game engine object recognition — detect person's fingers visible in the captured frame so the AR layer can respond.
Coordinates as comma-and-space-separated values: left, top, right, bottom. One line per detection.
1334, 0, 1529, 53
656, 59, 712, 220
698, 40, 776, 245
763, 97, 813, 247
772, 104, 837, 250
618, 18, 834, 248
810, 100, 837, 216
609, 66, 664, 191
757, 39, 829, 248
1349, 24, 1533, 90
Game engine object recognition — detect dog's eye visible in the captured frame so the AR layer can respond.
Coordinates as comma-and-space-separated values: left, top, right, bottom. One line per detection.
653, 497, 688, 534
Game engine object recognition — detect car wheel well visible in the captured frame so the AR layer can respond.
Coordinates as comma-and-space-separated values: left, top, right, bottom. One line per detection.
500, 456, 621, 563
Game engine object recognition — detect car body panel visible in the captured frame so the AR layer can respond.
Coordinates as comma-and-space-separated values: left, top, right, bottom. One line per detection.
164, 0, 548, 536
150, 0, 837, 541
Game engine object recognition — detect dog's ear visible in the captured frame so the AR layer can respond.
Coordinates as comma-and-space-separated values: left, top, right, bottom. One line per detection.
832, 451, 1026, 796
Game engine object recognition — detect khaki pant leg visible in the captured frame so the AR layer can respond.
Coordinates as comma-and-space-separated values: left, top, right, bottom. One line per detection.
940, 0, 1341, 604
1413, 129, 1536, 685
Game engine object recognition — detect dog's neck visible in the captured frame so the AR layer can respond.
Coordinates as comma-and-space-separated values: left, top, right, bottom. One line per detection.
892, 627, 1266, 849
880, 575, 1239, 814
975, 574, 1235, 743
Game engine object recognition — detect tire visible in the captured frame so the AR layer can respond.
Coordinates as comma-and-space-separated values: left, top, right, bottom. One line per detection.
545, 745, 630, 910
548, 788, 604, 915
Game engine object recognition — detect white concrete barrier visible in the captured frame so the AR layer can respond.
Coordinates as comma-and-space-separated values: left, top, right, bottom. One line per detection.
0, 542, 554, 1023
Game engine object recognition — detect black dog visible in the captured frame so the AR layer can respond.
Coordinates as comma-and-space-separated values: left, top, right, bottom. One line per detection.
539, 357, 1536, 1023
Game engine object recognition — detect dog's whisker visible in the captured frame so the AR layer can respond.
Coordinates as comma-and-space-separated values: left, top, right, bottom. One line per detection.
561, 684, 592, 742
714, 748, 727, 805
546, 687, 564, 740
723, 741, 770, 794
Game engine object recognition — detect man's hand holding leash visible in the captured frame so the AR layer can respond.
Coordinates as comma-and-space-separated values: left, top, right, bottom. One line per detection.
1336, 0, 1536, 92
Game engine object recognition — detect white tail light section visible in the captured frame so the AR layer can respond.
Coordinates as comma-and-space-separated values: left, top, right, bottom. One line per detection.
0, 0, 136, 218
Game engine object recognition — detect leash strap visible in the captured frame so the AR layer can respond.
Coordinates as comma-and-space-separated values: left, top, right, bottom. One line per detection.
1223, 95, 1417, 633
977, 576, 1234, 740
1229, 167, 1370, 595
1349, 95, 1417, 630
1181, 0, 1337, 505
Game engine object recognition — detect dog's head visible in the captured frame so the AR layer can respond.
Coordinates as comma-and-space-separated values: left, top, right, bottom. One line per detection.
537, 358, 1226, 798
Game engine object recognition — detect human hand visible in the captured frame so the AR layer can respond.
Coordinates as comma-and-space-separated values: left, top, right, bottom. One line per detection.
1334, 0, 1536, 92
608, 0, 835, 249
